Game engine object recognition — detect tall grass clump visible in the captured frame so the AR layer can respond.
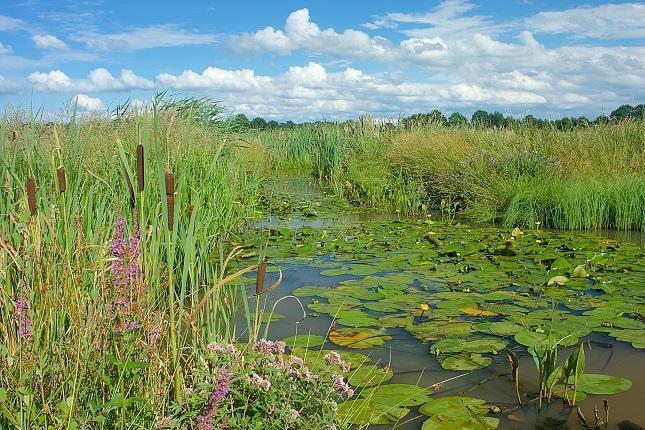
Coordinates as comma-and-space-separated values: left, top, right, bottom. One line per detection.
0, 103, 266, 427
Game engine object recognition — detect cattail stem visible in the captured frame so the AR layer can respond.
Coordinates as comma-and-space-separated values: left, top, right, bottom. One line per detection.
256, 260, 267, 295
125, 168, 135, 209
136, 144, 144, 191
26, 178, 37, 216
57, 166, 67, 193
165, 172, 174, 230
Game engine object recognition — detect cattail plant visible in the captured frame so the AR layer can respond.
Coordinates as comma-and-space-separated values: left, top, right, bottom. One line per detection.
165, 172, 174, 230
125, 168, 136, 209
136, 144, 145, 191
26, 178, 36, 216
255, 260, 267, 295
57, 166, 67, 193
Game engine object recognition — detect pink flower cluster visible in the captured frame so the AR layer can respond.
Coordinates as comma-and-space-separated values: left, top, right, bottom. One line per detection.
253, 338, 286, 355
331, 374, 354, 398
324, 351, 351, 372
250, 373, 271, 391
207, 342, 237, 355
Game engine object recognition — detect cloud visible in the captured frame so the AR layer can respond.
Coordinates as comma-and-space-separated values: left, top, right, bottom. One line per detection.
230, 8, 396, 60
72, 25, 218, 51
0, 15, 24, 31
527, 3, 645, 39
0, 42, 12, 54
29, 70, 74, 92
33, 34, 68, 50
156, 66, 272, 91
74, 94, 105, 111
28, 68, 154, 92
0, 75, 20, 94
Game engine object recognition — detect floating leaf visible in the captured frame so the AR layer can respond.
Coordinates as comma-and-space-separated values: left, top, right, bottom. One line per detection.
571, 265, 589, 278
336, 310, 379, 327
438, 353, 492, 371
567, 374, 632, 395
347, 365, 393, 387
329, 328, 391, 349
421, 415, 500, 429
459, 307, 498, 317
282, 334, 326, 348
362, 384, 431, 407
337, 399, 409, 425
547, 276, 569, 287
419, 396, 488, 417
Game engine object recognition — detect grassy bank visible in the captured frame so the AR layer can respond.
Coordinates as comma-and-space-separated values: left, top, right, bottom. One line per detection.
259, 119, 645, 230
0, 108, 265, 427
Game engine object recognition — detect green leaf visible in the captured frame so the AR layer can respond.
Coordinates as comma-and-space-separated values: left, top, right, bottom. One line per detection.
361, 384, 432, 407
337, 399, 409, 425
282, 334, 326, 348
347, 365, 393, 387
567, 374, 632, 395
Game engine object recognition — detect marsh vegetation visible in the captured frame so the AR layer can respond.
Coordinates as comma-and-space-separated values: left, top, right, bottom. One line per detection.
1, 100, 643, 429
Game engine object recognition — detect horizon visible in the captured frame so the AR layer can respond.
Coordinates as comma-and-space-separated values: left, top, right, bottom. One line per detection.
0, 0, 643, 121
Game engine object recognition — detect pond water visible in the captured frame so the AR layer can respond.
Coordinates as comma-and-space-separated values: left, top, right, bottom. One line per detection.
237, 176, 645, 429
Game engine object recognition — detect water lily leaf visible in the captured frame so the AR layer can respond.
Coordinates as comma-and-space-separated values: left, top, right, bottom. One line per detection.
514, 329, 548, 348
347, 365, 393, 387
550, 257, 571, 275
336, 310, 379, 327
292, 286, 330, 297
362, 384, 431, 407
571, 265, 589, 278
421, 415, 500, 429
438, 353, 492, 371
547, 276, 569, 287
608, 329, 645, 348
431, 337, 507, 354
476, 321, 524, 336
282, 334, 326, 348
329, 328, 391, 349
409, 321, 473, 342
459, 307, 498, 317
364, 301, 402, 313
320, 267, 350, 276
419, 396, 488, 417
567, 374, 632, 394
336, 399, 409, 425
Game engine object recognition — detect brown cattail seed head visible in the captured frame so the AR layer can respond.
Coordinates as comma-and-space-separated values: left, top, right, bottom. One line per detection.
57, 166, 67, 193
165, 172, 174, 230
136, 144, 144, 191
256, 261, 267, 295
26, 178, 36, 216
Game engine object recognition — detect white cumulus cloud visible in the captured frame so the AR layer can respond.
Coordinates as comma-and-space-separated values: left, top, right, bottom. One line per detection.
33, 34, 68, 50
74, 94, 105, 111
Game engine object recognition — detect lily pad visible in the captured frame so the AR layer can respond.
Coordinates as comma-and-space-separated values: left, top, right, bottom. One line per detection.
329, 328, 391, 349
282, 334, 326, 348
421, 415, 500, 429
336, 310, 379, 327
361, 384, 431, 407
347, 365, 393, 387
431, 337, 507, 354
568, 374, 632, 395
419, 396, 488, 417
438, 353, 493, 371
337, 399, 409, 425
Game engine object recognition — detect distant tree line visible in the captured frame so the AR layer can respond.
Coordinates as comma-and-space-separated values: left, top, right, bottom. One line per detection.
230, 103, 643, 130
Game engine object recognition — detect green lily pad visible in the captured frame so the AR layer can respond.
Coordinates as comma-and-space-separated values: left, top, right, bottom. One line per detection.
421, 415, 500, 429
347, 365, 393, 387
419, 396, 488, 417
438, 353, 493, 371
362, 384, 432, 407
547, 275, 569, 287
336, 310, 379, 327
337, 399, 409, 425
282, 334, 326, 348
431, 337, 507, 354
568, 374, 632, 394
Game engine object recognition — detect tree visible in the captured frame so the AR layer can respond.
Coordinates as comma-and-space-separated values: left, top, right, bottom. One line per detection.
610, 104, 633, 122
594, 114, 609, 125
471, 110, 490, 127
232, 113, 250, 129
250, 117, 267, 129
489, 112, 505, 128
448, 112, 467, 127
266, 120, 279, 129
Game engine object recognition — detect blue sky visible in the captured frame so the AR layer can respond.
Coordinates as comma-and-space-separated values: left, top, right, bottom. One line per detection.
0, 0, 643, 120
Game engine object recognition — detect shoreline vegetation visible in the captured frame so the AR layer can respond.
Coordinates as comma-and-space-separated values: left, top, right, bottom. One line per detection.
0, 97, 643, 429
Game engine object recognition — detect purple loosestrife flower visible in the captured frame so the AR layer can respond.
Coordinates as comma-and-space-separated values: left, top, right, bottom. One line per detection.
110, 216, 141, 327
196, 368, 231, 430
13, 296, 33, 343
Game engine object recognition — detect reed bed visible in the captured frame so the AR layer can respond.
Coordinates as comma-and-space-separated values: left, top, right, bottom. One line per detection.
0, 107, 264, 427
259, 119, 645, 230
